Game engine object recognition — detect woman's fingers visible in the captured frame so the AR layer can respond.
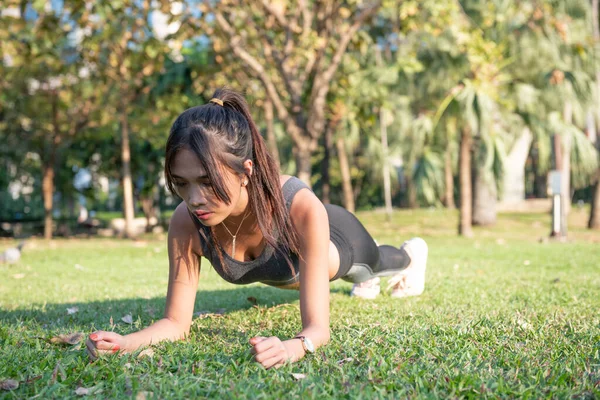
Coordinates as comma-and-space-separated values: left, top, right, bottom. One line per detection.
89, 331, 121, 343
93, 340, 120, 352
254, 346, 280, 364
251, 336, 278, 354
260, 354, 285, 369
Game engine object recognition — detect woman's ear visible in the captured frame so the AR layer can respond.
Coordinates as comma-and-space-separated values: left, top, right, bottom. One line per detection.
243, 159, 253, 177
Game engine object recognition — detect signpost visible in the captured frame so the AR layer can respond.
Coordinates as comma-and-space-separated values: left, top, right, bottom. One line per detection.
548, 170, 566, 239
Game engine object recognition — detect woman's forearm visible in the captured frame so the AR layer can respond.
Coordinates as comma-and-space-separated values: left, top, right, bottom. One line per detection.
123, 318, 189, 352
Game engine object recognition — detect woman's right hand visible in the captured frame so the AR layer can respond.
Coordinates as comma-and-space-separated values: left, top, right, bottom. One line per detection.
86, 331, 128, 360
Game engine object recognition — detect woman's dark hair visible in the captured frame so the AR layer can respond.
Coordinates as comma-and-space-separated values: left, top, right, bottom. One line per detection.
164, 88, 300, 272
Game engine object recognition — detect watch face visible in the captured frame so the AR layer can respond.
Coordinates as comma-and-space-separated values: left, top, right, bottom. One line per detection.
304, 337, 315, 353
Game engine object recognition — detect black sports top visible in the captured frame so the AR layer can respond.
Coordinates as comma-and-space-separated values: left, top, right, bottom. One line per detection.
190, 177, 310, 287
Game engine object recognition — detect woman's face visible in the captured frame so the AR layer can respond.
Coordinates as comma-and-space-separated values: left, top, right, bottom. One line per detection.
170, 148, 248, 226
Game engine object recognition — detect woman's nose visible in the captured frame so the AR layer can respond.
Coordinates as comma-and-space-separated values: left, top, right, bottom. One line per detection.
188, 187, 206, 208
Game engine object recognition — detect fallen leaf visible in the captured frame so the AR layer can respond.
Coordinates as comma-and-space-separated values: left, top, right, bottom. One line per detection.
194, 310, 225, 319
121, 314, 133, 324
74, 385, 101, 396
137, 348, 155, 359
67, 307, 79, 315
75, 387, 90, 396
337, 357, 354, 366
50, 332, 84, 345
291, 373, 306, 380
12, 274, 25, 279
136, 391, 150, 400
247, 296, 258, 305
551, 278, 560, 283
0, 379, 19, 391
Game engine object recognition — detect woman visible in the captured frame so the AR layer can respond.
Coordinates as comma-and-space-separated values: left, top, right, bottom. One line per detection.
86, 88, 428, 369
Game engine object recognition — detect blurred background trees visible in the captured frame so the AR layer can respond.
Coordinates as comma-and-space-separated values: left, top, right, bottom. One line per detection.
1, 0, 599, 238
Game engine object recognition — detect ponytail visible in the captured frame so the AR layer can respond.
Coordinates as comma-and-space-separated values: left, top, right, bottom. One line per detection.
212, 88, 301, 268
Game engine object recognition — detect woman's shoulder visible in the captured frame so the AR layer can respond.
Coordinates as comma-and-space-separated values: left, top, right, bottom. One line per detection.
279, 174, 293, 188
168, 201, 204, 257
280, 176, 326, 223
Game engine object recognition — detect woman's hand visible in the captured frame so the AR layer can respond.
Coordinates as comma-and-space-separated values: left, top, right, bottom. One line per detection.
249, 336, 293, 369
86, 331, 128, 360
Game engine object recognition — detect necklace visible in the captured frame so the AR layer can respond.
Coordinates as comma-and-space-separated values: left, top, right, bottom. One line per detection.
221, 210, 250, 257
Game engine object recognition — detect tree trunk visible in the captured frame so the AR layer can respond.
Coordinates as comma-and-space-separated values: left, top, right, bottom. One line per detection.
472, 170, 497, 226
501, 128, 533, 205
590, 0, 600, 229
263, 98, 280, 168
380, 108, 393, 221
42, 159, 55, 240
336, 137, 355, 213
321, 121, 333, 204
562, 102, 572, 215
459, 127, 473, 237
120, 109, 136, 238
295, 144, 312, 186
590, 180, 600, 229
444, 147, 455, 209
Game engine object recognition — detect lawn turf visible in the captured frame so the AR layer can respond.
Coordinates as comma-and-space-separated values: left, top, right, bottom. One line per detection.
0, 208, 599, 399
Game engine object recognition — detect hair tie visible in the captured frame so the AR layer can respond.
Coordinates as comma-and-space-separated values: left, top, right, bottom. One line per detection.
209, 98, 224, 106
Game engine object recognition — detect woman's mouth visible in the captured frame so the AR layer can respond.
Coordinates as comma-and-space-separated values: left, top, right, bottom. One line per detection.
194, 210, 213, 220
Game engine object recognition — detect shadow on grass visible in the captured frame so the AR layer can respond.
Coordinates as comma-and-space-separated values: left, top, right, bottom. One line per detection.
0, 286, 301, 330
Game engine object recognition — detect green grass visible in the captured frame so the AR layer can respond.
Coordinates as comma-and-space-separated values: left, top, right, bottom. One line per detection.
1, 208, 599, 399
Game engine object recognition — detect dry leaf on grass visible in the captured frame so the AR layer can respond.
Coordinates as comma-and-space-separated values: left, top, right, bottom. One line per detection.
75, 385, 101, 396
137, 348, 154, 359
136, 391, 150, 400
337, 357, 354, 366
193, 309, 225, 319
49, 332, 83, 345
0, 379, 19, 391
121, 314, 133, 324
75, 387, 90, 396
50, 361, 66, 384
291, 373, 306, 381
66, 307, 79, 315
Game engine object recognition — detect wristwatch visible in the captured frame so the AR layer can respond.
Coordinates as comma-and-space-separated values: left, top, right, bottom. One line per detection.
294, 335, 315, 353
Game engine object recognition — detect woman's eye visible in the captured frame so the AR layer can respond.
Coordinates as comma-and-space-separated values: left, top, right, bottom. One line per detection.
174, 181, 187, 187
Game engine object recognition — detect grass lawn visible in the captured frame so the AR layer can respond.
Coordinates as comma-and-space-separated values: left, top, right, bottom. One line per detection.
1, 208, 599, 399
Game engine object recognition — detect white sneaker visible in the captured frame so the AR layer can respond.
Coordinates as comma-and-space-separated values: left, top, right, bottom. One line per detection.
350, 277, 381, 299
387, 238, 428, 298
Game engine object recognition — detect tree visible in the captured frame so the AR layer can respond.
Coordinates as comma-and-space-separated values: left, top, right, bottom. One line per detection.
85, 0, 178, 237
185, 0, 382, 185
1, 2, 96, 239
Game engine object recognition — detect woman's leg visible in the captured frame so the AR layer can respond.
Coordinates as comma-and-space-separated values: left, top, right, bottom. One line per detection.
325, 204, 411, 283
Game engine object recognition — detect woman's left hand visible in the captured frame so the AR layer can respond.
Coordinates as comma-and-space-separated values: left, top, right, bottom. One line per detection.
249, 336, 291, 369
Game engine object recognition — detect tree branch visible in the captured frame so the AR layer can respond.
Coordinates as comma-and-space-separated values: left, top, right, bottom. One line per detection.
307, 1, 381, 138
213, 11, 304, 143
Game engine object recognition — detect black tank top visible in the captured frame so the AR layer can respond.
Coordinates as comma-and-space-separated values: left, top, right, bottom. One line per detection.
190, 177, 310, 286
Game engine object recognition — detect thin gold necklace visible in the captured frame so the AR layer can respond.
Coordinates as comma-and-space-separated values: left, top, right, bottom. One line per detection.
221, 210, 250, 257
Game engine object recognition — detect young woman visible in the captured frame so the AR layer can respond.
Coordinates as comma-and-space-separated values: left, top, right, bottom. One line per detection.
86, 88, 428, 369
